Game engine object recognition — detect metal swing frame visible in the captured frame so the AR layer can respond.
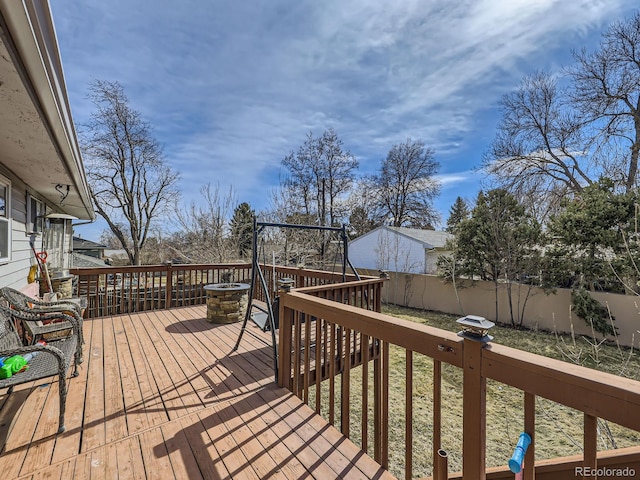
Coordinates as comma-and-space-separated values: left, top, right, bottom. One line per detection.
233, 217, 361, 380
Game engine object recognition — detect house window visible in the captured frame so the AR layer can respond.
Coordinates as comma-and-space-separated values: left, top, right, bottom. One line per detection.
0, 177, 11, 263
27, 195, 45, 234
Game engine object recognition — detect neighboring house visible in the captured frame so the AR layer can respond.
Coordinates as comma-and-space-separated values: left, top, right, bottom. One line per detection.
72, 252, 108, 268
349, 226, 453, 274
0, 1, 94, 295
103, 249, 129, 266
72, 236, 106, 260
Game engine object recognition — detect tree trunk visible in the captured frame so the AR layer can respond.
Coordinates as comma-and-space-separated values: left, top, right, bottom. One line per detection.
627, 101, 640, 192
494, 280, 499, 324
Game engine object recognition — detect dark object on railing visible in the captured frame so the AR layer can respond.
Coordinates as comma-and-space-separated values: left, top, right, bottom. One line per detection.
456, 314, 494, 343
0, 305, 80, 433
277, 277, 295, 292
435, 449, 448, 480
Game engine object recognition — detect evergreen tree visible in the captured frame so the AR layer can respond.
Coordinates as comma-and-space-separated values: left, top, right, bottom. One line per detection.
543, 178, 637, 335
453, 189, 542, 325
348, 206, 377, 238
230, 202, 254, 259
446, 196, 470, 232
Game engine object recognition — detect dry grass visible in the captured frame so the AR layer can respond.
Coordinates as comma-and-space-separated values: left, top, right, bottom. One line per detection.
307, 304, 640, 478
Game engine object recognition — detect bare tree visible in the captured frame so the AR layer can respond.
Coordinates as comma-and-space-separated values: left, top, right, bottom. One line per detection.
371, 138, 440, 227
483, 72, 593, 216
82, 80, 180, 265
485, 14, 640, 214
170, 183, 236, 263
569, 12, 640, 192
281, 128, 358, 226
318, 128, 359, 225
281, 135, 316, 217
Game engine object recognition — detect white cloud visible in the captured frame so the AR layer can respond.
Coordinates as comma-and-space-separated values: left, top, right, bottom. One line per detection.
436, 171, 478, 187
51, 0, 635, 223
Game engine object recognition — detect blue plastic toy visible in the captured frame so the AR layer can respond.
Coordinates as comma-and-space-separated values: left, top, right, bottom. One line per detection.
509, 432, 532, 473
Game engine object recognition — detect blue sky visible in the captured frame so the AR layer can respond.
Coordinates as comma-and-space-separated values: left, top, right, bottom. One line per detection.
50, 0, 638, 241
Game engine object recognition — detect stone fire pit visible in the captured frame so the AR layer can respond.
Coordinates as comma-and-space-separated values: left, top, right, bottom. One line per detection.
204, 283, 250, 324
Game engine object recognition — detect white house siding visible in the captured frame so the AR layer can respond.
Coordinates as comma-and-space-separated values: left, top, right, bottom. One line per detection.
350, 228, 426, 274
426, 248, 455, 275
0, 180, 38, 291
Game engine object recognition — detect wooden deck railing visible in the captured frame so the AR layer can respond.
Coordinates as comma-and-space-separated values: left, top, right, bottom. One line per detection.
70, 263, 252, 318
278, 286, 640, 479
250, 264, 363, 304
70, 263, 370, 319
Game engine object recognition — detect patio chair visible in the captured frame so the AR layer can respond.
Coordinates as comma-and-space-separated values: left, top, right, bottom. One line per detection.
0, 287, 83, 317
0, 305, 80, 433
0, 287, 84, 360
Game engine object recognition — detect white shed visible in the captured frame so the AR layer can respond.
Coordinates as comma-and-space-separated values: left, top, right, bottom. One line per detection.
348, 226, 453, 274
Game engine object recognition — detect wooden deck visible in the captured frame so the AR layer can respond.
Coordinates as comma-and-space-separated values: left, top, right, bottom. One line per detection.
0, 306, 393, 479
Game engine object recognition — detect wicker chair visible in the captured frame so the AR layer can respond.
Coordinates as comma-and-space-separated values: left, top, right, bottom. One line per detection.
0, 287, 84, 362
0, 305, 79, 433
0, 287, 83, 317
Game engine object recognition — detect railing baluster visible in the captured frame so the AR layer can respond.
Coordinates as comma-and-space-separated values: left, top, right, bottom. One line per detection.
584, 413, 598, 473
315, 316, 322, 414
374, 339, 382, 463
405, 349, 413, 480
323, 314, 328, 370
293, 310, 302, 398
329, 322, 336, 425
304, 309, 311, 404
524, 392, 535, 480
341, 327, 352, 437
362, 334, 369, 454
433, 359, 442, 479
381, 340, 389, 469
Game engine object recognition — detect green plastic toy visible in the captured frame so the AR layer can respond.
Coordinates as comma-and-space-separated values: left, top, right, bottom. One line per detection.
0, 355, 28, 379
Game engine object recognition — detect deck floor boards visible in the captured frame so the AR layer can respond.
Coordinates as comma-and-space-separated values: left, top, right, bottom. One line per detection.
0, 306, 393, 479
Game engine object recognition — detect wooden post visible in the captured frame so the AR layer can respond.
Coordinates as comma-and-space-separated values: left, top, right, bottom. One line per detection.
277, 301, 293, 389
462, 337, 486, 479
165, 262, 173, 309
